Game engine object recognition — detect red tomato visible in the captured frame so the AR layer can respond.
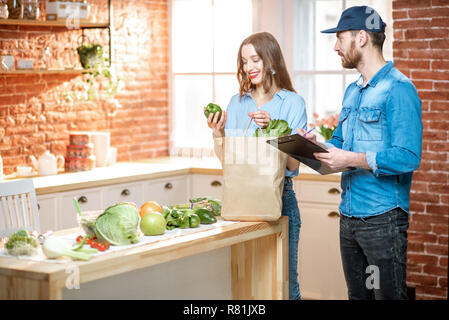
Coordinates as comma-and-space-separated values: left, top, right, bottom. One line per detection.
76, 235, 83, 243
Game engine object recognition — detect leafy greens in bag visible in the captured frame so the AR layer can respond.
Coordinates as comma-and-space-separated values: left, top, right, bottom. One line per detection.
254, 119, 292, 137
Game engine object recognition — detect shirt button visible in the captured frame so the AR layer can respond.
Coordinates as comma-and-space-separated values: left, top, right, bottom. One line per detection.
349, 147, 352, 151
347, 186, 350, 190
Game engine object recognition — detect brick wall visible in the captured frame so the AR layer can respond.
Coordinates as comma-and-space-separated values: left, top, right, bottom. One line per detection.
0, 0, 169, 175
392, 0, 448, 300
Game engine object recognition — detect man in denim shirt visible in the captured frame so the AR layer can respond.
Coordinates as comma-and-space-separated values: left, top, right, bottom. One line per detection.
298, 6, 422, 299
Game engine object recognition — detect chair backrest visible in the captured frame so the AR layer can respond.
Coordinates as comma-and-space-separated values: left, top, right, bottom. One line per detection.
0, 179, 40, 237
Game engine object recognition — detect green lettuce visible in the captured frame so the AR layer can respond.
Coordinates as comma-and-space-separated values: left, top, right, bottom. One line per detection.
95, 203, 140, 245
254, 119, 292, 137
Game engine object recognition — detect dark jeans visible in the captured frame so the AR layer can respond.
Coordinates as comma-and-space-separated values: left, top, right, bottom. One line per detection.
281, 177, 301, 300
339, 208, 409, 300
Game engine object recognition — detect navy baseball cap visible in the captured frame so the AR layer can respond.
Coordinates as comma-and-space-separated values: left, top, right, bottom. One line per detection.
321, 6, 386, 33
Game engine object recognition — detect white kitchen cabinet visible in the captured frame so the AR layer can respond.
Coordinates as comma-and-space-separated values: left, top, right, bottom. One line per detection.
190, 174, 223, 200
103, 181, 144, 208
59, 187, 103, 229
36, 194, 58, 233
34, 175, 190, 231
143, 175, 189, 206
295, 179, 348, 300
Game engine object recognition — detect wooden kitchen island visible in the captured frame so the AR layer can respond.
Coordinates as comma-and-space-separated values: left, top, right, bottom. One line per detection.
0, 217, 288, 300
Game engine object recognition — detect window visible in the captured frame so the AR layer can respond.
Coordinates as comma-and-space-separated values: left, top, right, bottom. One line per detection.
170, 0, 252, 157
293, 0, 393, 124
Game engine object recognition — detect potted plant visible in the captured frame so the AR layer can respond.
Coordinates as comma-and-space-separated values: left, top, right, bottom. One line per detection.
64, 43, 122, 102
77, 43, 103, 70
310, 112, 340, 141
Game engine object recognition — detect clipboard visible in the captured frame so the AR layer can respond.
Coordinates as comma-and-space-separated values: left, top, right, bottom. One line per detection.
266, 133, 351, 175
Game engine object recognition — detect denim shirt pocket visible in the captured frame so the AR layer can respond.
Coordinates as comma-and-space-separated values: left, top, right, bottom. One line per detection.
339, 106, 351, 139
356, 107, 382, 141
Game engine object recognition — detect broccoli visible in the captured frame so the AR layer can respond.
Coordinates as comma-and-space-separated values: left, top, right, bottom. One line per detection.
6, 230, 38, 256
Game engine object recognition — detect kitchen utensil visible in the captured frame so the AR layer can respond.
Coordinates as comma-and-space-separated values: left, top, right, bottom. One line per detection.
0, 1, 8, 19
1, 55, 14, 71
21, 0, 39, 20
66, 143, 94, 158
16, 165, 34, 177
7, 0, 22, 19
29, 150, 65, 176
92, 132, 110, 167
30, 230, 53, 245
77, 210, 103, 237
73, 197, 82, 217
17, 58, 34, 70
65, 155, 96, 172
69, 131, 92, 145
106, 147, 117, 166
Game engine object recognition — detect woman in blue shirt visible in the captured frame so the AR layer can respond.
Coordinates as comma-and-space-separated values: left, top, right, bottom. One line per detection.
206, 32, 307, 300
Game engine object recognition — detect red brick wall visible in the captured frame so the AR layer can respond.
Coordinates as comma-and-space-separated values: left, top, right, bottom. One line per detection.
393, 0, 448, 300
0, 0, 169, 175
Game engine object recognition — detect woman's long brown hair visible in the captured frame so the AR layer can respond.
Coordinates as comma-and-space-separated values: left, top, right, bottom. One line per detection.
237, 32, 296, 97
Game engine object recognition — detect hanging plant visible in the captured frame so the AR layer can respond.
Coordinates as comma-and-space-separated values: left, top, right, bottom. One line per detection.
63, 42, 122, 103
77, 44, 103, 70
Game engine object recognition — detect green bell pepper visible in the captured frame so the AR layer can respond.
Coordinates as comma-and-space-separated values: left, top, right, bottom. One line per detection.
178, 215, 190, 229
189, 214, 201, 228
204, 103, 222, 121
195, 208, 217, 224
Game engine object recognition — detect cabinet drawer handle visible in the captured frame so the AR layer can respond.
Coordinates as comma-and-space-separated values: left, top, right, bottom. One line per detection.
121, 189, 130, 196
78, 196, 88, 204
164, 182, 173, 190
328, 211, 340, 218
38, 203, 40, 210
328, 188, 341, 195
211, 180, 222, 187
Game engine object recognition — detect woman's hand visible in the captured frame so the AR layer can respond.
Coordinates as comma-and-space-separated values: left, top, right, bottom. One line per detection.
206, 109, 227, 137
248, 110, 271, 128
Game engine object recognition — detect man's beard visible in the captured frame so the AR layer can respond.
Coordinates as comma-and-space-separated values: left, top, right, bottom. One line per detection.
340, 40, 361, 69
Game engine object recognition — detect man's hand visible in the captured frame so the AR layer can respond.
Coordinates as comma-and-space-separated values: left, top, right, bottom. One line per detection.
296, 128, 317, 143
314, 148, 370, 170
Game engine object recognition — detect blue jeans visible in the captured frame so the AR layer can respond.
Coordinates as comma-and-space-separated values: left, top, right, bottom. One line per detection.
339, 208, 409, 300
281, 177, 301, 300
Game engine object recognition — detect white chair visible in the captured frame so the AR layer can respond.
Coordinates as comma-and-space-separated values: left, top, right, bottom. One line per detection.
0, 179, 40, 237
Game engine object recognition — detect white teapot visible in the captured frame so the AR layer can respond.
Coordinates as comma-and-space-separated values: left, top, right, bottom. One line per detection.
30, 151, 65, 176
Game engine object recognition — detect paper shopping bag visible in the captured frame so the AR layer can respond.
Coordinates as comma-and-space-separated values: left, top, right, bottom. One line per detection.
221, 136, 288, 221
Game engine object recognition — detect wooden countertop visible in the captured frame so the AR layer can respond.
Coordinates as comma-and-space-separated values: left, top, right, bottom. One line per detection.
6, 157, 340, 195
0, 217, 289, 299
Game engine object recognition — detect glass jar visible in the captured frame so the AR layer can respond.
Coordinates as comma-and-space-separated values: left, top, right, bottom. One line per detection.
21, 0, 39, 20
7, 0, 22, 19
0, 0, 8, 19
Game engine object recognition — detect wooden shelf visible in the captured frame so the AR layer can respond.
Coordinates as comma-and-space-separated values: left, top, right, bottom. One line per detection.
0, 19, 109, 29
0, 69, 85, 75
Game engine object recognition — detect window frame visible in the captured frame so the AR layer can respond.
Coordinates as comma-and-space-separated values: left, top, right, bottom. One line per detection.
168, 0, 252, 157
292, 0, 393, 121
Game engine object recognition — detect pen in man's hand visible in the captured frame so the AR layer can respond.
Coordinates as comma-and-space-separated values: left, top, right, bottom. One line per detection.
303, 127, 315, 137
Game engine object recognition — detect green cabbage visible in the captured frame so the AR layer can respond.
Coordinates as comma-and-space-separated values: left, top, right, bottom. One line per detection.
95, 203, 140, 245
